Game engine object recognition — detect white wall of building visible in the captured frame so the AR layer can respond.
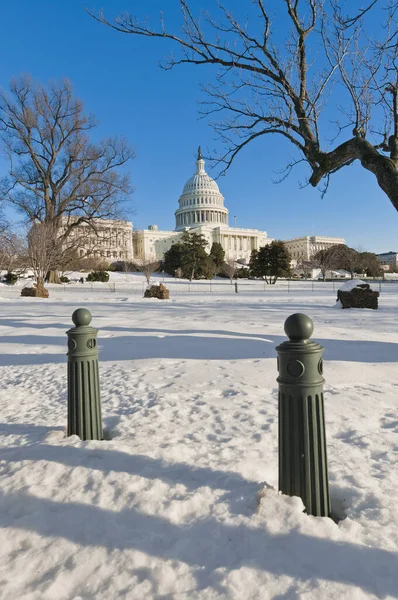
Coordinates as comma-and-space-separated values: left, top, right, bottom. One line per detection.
61, 217, 133, 261
283, 236, 346, 263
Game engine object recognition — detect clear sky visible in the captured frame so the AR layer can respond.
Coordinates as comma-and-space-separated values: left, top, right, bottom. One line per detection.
0, 0, 396, 252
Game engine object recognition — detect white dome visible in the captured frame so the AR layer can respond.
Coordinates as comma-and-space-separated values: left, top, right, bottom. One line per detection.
175, 148, 228, 231
182, 171, 221, 195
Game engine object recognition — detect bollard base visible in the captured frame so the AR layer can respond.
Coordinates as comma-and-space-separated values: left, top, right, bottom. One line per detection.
279, 390, 331, 518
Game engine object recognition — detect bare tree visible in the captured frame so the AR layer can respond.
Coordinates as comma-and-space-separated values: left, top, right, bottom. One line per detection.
313, 245, 342, 280
295, 258, 316, 279
222, 259, 238, 283
121, 259, 137, 281
0, 227, 25, 276
25, 222, 65, 296
313, 244, 358, 279
94, 1, 398, 211
356, 251, 383, 277
0, 76, 135, 280
136, 257, 161, 285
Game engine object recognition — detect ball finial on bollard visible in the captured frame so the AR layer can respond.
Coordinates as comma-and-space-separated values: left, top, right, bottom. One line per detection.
284, 313, 314, 341
72, 308, 92, 327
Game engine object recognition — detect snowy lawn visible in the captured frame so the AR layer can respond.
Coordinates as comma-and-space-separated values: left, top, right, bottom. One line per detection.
0, 277, 397, 599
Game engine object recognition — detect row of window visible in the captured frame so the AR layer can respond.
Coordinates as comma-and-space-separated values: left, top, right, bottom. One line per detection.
180, 197, 222, 207
80, 250, 126, 259
176, 212, 227, 226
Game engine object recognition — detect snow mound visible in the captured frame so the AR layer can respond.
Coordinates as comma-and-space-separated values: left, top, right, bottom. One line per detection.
338, 278, 367, 292
22, 280, 36, 289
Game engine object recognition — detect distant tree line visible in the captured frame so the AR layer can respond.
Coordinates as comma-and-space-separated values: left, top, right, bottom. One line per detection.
311, 245, 382, 279
162, 235, 383, 282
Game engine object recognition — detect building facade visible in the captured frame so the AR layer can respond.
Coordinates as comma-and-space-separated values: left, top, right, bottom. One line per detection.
376, 251, 398, 270
283, 235, 346, 263
61, 217, 133, 261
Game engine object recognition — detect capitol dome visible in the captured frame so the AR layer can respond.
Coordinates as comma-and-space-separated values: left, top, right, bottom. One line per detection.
175, 147, 229, 231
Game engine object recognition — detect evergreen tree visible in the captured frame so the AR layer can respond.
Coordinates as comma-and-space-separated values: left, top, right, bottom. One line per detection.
209, 242, 225, 271
163, 242, 184, 276
249, 241, 291, 284
180, 231, 209, 281
164, 231, 211, 280
249, 249, 260, 278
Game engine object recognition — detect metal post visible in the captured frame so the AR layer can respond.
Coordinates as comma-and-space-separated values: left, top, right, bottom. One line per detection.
234, 281, 238, 293
66, 308, 103, 441
276, 313, 330, 517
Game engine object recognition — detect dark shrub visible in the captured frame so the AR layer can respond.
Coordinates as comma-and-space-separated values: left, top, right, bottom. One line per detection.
4, 272, 18, 285
144, 283, 170, 299
87, 270, 110, 283
21, 284, 49, 298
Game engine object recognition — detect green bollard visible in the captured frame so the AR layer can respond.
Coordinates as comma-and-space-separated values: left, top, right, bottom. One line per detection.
276, 313, 330, 517
66, 308, 103, 440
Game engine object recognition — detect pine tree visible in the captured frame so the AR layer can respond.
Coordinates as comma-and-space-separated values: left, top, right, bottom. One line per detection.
180, 231, 209, 281
209, 242, 225, 271
164, 231, 210, 280
163, 243, 184, 276
249, 241, 291, 284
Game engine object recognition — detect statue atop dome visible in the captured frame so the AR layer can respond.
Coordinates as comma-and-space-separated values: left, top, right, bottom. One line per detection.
197, 146, 202, 160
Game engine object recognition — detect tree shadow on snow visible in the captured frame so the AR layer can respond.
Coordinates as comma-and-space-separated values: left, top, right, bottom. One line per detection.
1, 423, 397, 595
0, 433, 261, 517
0, 331, 398, 365
0, 481, 396, 597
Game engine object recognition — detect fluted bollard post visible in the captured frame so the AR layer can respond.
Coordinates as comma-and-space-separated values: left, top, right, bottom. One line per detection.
276, 313, 330, 517
67, 308, 103, 440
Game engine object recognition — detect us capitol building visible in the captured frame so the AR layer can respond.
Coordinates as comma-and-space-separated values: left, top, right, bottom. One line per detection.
66, 148, 344, 264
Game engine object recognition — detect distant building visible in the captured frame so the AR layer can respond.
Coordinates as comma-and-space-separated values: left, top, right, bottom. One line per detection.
282, 235, 346, 263
132, 226, 179, 262
60, 217, 133, 261
376, 251, 398, 270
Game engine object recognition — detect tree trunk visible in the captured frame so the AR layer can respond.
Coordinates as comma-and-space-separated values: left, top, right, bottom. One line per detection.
36, 277, 49, 298
47, 270, 61, 284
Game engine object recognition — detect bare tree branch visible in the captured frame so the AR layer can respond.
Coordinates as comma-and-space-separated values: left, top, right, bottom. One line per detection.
91, 1, 398, 211
0, 76, 135, 248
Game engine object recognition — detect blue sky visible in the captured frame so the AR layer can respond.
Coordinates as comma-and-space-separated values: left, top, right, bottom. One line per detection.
0, 0, 396, 252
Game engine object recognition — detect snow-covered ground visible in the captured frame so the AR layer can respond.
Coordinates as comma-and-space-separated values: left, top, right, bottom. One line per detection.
0, 275, 397, 600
